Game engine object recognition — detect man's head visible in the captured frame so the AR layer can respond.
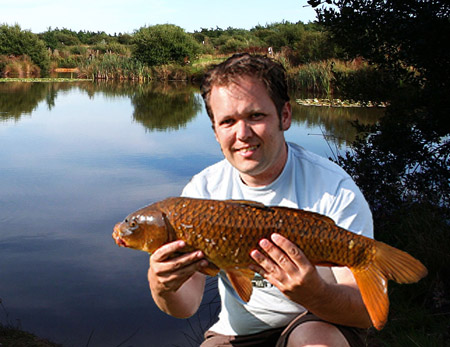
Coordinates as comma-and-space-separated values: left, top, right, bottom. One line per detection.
202, 54, 292, 187
201, 53, 290, 128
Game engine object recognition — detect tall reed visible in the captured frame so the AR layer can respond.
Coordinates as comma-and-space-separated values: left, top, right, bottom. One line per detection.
287, 60, 335, 96
78, 53, 151, 81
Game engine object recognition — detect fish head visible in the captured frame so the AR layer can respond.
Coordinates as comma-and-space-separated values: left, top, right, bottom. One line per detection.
113, 206, 169, 253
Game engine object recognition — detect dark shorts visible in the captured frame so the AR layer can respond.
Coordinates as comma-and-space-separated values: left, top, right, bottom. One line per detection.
201, 312, 367, 347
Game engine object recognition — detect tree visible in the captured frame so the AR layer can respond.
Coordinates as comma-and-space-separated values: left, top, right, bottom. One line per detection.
0, 24, 50, 75
132, 24, 200, 66
308, 0, 450, 342
253, 21, 306, 51
310, 0, 450, 134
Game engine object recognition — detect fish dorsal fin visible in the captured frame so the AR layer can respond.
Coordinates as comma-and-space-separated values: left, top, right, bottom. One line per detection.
315, 261, 339, 267
226, 199, 265, 207
199, 262, 220, 277
225, 199, 271, 211
225, 268, 254, 302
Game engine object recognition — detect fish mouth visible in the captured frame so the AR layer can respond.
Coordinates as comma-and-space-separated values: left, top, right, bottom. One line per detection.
113, 224, 128, 248
115, 237, 128, 247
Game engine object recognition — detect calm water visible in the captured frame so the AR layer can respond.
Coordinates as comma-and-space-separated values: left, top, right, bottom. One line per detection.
0, 81, 382, 346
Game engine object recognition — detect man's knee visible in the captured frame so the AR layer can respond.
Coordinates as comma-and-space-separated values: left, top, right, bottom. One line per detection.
287, 321, 350, 347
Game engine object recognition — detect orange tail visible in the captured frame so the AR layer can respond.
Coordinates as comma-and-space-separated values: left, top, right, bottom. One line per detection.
352, 241, 428, 330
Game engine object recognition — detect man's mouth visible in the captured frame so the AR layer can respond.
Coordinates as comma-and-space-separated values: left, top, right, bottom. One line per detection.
235, 145, 259, 154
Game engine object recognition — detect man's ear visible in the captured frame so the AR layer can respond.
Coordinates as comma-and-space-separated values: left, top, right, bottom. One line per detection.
281, 102, 292, 131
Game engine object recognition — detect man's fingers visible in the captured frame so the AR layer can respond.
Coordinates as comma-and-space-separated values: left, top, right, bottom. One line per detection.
151, 249, 205, 275
149, 245, 207, 294
258, 236, 297, 274
155, 260, 207, 292
270, 233, 309, 267
151, 240, 186, 262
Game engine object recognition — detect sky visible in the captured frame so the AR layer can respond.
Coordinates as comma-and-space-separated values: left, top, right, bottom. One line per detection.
0, 0, 317, 34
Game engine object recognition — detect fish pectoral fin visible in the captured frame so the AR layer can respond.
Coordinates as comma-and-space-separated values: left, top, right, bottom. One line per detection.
199, 262, 220, 277
225, 268, 254, 303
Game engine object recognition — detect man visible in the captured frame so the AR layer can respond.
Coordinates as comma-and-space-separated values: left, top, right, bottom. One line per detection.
148, 53, 373, 346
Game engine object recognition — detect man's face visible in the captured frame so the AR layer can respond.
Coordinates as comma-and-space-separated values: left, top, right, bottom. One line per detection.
210, 76, 291, 187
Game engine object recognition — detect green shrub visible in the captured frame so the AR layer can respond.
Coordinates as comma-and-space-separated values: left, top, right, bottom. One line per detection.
69, 45, 87, 55
132, 24, 201, 66
0, 24, 50, 75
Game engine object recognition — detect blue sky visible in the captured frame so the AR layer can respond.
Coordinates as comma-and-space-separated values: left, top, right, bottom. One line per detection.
0, 0, 317, 34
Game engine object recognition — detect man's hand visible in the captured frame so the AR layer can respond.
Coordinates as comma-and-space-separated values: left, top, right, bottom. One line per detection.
249, 233, 372, 328
249, 233, 325, 306
148, 240, 208, 318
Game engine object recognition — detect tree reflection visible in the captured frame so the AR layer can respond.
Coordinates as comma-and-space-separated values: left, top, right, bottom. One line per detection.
291, 101, 383, 146
131, 83, 203, 131
0, 81, 202, 131
0, 81, 380, 139
0, 83, 48, 121
0, 82, 87, 122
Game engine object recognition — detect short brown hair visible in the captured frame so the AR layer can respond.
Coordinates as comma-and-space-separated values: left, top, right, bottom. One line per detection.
200, 53, 290, 123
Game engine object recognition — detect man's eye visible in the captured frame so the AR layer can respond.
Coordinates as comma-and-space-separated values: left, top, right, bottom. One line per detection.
220, 118, 235, 126
251, 113, 265, 120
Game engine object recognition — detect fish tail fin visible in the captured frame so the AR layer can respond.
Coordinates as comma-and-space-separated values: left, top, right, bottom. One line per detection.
352, 241, 427, 330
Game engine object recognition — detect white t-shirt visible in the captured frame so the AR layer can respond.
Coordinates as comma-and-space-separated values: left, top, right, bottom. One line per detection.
181, 142, 373, 335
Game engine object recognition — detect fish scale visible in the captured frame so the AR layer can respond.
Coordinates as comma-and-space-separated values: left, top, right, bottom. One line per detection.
159, 197, 370, 269
113, 196, 427, 330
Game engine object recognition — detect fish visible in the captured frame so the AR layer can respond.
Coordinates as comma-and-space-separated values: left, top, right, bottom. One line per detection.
112, 197, 427, 330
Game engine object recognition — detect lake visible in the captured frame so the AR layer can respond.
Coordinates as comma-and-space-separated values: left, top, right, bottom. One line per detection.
0, 81, 382, 346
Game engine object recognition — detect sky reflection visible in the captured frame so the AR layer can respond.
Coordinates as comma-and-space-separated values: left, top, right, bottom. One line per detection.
0, 82, 381, 346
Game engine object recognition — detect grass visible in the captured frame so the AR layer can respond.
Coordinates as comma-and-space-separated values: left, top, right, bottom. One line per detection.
1, 53, 375, 95
0, 78, 92, 82
0, 324, 62, 347
287, 60, 335, 96
0, 298, 61, 346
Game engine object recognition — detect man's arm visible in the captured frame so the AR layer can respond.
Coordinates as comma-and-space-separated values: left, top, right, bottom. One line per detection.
250, 233, 372, 329
148, 240, 208, 318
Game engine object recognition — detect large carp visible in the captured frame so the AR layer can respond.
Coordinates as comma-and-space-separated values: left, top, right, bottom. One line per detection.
112, 197, 427, 330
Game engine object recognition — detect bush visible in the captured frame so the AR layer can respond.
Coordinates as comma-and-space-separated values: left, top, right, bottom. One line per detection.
0, 55, 40, 77
332, 61, 398, 101
0, 24, 50, 75
132, 24, 201, 66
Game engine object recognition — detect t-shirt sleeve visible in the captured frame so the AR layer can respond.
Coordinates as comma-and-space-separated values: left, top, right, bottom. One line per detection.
328, 177, 373, 239
181, 176, 205, 198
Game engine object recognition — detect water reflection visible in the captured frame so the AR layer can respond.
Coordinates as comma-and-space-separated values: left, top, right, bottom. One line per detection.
131, 83, 203, 131
0, 82, 52, 121
0, 81, 382, 346
290, 98, 382, 147
1, 82, 383, 139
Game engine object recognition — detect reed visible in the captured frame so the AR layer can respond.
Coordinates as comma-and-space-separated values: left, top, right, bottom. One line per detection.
287, 61, 333, 96
0, 55, 40, 78
286, 59, 374, 97
78, 53, 151, 81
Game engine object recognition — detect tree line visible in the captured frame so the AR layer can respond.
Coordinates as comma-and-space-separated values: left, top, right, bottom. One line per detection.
0, 21, 340, 77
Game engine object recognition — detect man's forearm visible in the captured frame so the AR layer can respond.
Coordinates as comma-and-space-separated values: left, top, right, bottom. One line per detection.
303, 278, 372, 328
150, 272, 206, 319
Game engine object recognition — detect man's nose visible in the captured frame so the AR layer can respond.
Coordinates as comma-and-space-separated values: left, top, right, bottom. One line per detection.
236, 120, 253, 141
